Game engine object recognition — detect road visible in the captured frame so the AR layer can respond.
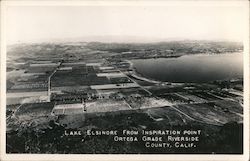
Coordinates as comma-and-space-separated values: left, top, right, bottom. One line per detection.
10, 103, 23, 119
47, 62, 62, 101
115, 67, 152, 95
170, 105, 224, 126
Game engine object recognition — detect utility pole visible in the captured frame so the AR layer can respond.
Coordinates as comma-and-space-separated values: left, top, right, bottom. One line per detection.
82, 98, 86, 112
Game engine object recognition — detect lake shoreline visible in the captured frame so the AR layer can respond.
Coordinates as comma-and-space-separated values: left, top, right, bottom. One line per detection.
127, 52, 243, 83
125, 60, 164, 84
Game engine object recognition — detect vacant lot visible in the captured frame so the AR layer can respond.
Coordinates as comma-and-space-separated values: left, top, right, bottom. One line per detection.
145, 106, 194, 125
174, 102, 243, 125
85, 99, 131, 113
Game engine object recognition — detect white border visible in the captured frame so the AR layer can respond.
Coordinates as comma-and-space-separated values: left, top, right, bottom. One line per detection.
0, 1, 249, 161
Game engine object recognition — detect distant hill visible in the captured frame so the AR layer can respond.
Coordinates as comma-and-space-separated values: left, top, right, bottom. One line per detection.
85, 40, 243, 54
7, 40, 243, 61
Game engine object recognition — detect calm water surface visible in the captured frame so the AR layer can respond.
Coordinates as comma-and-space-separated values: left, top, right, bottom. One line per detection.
131, 53, 243, 83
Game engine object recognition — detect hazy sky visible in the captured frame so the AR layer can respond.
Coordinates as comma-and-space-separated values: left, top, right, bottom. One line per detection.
5, 2, 248, 44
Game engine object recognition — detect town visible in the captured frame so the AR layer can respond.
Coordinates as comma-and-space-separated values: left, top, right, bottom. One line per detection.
6, 41, 244, 153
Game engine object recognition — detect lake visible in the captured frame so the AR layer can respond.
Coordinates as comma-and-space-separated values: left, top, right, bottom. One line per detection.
131, 53, 243, 83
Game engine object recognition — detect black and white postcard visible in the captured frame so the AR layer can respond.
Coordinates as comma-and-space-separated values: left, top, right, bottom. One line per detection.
0, 0, 249, 161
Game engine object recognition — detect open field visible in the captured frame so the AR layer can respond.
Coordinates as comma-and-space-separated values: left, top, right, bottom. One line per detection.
85, 99, 131, 113
145, 106, 194, 125
174, 101, 243, 125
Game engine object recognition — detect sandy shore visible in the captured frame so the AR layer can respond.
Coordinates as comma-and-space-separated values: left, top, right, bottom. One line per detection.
125, 60, 162, 84
125, 59, 184, 86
